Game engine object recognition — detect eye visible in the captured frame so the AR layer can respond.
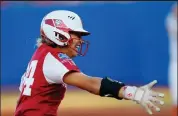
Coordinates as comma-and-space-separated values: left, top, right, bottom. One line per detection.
75, 33, 81, 38
70, 31, 82, 38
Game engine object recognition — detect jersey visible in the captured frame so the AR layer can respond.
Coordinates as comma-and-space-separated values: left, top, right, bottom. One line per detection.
14, 44, 80, 116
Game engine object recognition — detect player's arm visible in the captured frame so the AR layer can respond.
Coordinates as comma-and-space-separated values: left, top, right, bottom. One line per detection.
64, 72, 102, 95
63, 72, 165, 115
63, 72, 124, 98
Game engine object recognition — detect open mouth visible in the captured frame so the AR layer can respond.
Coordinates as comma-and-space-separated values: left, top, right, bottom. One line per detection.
70, 40, 89, 56
75, 45, 80, 49
75, 44, 81, 51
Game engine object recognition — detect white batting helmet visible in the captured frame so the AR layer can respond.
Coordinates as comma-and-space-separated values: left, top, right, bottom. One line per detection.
40, 10, 90, 46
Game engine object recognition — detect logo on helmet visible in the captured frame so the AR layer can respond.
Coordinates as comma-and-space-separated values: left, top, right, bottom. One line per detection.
55, 19, 62, 26
54, 19, 67, 28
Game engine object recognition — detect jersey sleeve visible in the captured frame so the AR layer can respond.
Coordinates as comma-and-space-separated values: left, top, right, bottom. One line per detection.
43, 52, 80, 84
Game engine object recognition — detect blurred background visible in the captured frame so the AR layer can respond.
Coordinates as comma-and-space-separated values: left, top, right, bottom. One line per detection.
1, 1, 177, 116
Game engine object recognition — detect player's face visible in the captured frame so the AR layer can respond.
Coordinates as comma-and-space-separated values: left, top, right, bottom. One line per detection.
68, 32, 83, 57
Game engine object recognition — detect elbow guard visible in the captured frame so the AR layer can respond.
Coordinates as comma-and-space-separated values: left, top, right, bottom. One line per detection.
99, 77, 125, 100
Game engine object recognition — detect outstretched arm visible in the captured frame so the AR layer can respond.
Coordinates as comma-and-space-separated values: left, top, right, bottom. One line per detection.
63, 72, 164, 115
63, 72, 125, 98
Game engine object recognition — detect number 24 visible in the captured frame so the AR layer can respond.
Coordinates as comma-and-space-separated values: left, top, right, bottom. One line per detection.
20, 60, 38, 96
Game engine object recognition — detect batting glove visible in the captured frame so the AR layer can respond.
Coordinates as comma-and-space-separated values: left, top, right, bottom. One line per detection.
123, 80, 164, 115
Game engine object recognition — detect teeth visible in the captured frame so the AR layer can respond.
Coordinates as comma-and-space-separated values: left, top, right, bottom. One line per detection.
76, 45, 79, 49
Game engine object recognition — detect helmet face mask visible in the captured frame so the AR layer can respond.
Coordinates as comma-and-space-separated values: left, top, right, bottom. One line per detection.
40, 10, 90, 56
77, 40, 90, 56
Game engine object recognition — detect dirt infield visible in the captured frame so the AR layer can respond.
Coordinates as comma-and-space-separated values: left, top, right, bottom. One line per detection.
1, 87, 172, 116
59, 107, 171, 116
2, 107, 171, 116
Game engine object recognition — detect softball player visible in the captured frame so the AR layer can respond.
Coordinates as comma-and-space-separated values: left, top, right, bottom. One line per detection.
14, 10, 164, 116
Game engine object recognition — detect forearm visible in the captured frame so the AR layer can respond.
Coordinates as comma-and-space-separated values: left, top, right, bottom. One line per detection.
84, 77, 102, 95
63, 72, 125, 99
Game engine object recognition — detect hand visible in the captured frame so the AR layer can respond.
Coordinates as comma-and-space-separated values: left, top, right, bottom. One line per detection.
123, 80, 164, 115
